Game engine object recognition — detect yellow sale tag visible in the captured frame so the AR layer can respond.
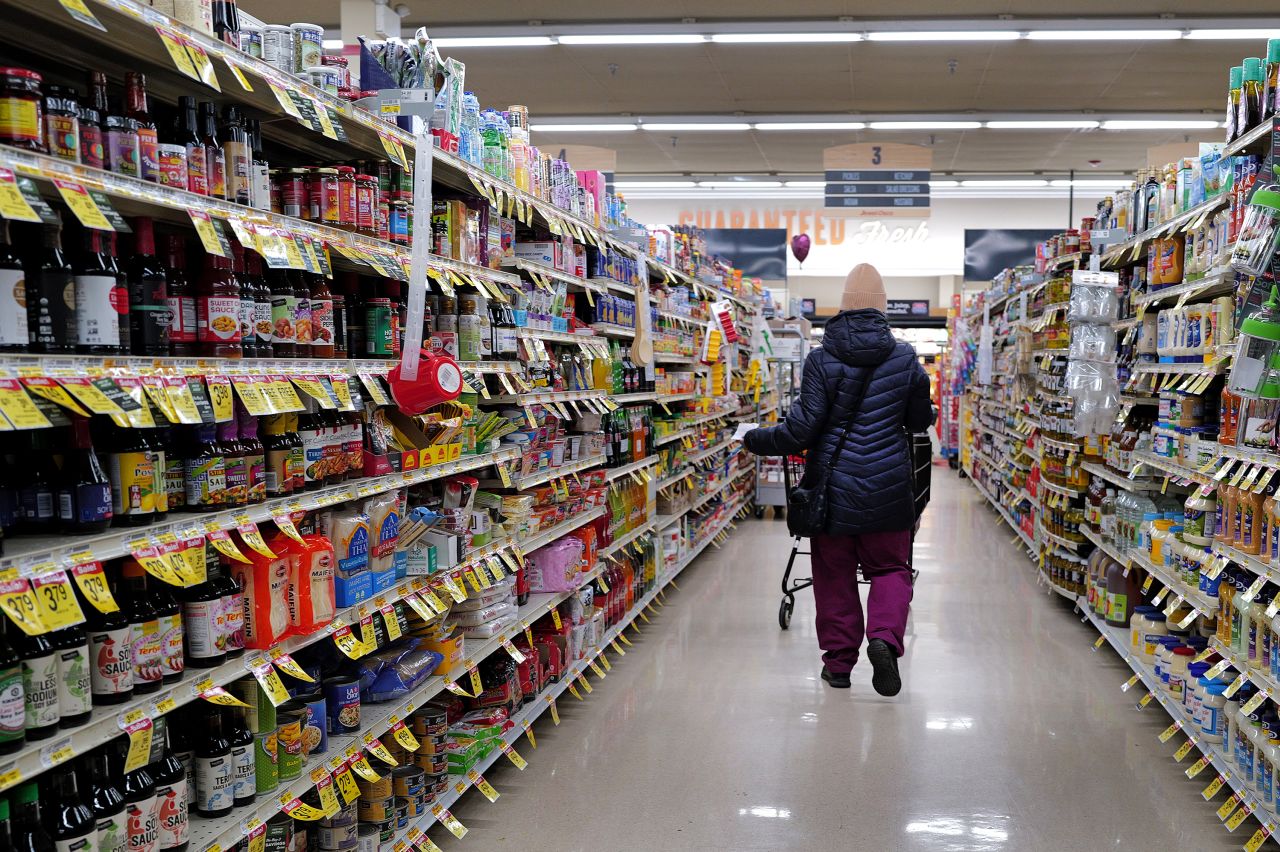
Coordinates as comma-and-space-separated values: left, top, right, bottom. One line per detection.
122, 718, 154, 773
267, 81, 303, 119
1138, 692, 1155, 708
463, 568, 482, 594
249, 659, 291, 707
272, 514, 306, 546
224, 58, 253, 91
358, 615, 376, 653
364, 735, 398, 765
0, 379, 50, 429
611, 639, 625, 656
1092, 635, 1106, 650
1, 576, 49, 635
1185, 755, 1211, 778
1224, 672, 1249, 699
468, 666, 483, 696
551, 608, 563, 630
467, 771, 499, 802
380, 604, 403, 640
578, 674, 593, 694
1242, 689, 1271, 716
619, 633, 634, 647
246, 821, 266, 852
1226, 803, 1253, 832
1192, 647, 1215, 664
333, 763, 360, 805
391, 721, 419, 752
57, 377, 125, 416
198, 685, 251, 708
205, 529, 251, 564
568, 683, 583, 701
1245, 826, 1275, 852
205, 375, 234, 421
501, 743, 527, 770
52, 179, 112, 230
546, 695, 559, 725
589, 660, 606, 679
333, 626, 364, 660
0, 169, 39, 223
349, 753, 380, 782
403, 593, 435, 623
442, 576, 466, 603
268, 649, 314, 682
313, 772, 340, 817
1158, 722, 1181, 743
30, 571, 84, 631
22, 377, 89, 417
155, 26, 202, 82
431, 807, 467, 840
282, 799, 326, 821
71, 562, 118, 614
1173, 738, 1196, 762
1202, 773, 1228, 800
237, 521, 277, 559
501, 638, 526, 663
1206, 660, 1232, 680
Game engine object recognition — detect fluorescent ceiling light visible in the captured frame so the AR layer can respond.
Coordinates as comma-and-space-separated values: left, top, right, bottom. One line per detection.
530, 123, 638, 132
643, 122, 752, 131
1049, 179, 1131, 187
614, 181, 697, 188
1185, 29, 1280, 39
783, 181, 829, 187
432, 36, 556, 47
929, 180, 961, 188
867, 31, 1020, 41
986, 120, 1100, 129
698, 180, 782, 188
1101, 119, 1221, 129
960, 179, 1049, 187
711, 33, 862, 43
558, 34, 706, 45
755, 121, 866, 130
1026, 29, 1182, 40
869, 121, 981, 130
323, 39, 345, 49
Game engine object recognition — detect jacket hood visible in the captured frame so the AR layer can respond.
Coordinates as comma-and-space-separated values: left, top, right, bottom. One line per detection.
821, 309, 897, 366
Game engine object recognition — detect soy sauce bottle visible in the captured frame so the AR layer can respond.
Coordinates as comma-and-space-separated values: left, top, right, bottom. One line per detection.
74, 229, 124, 355
120, 559, 162, 695
0, 220, 29, 351
120, 749, 158, 852
26, 215, 76, 354
126, 217, 170, 356
84, 564, 133, 705
193, 705, 232, 818
43, 762, 95, 852
48, 625, 91, 729
151, 720, 189, 852
86, 748, 127, 852
11, 781, 54, 852
57, 416, 112, 535
15, 631, 58, 741
0, 623, 25, 754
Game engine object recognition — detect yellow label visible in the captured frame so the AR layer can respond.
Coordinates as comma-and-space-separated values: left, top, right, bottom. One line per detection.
349, 753, 380, 782
619, 632, 634, 646
403, 593, 435, 622
250, 660, 291, 707
501, 638, 526, 663
313, 101, 339, 140
329, 375, 354, 410
181, 39, 220, 92
237, 522, 276, 559
0, 577, 47, 636
71, 562, 118, 614
333, 763, 360, 805
1185, 755, 1211, 778
589, 660, 606, 679
333, 626, 364, 660
314, 773, 340, 817
467, 771, 499, 803
468, 667, 482, 696
272, 514, 306, 546
1224, 672, 1249, 699
364, 735, 398, 765
577, 674, 593, 694
199, 685, 251, 708
30, 571, 85, 631
442, 576, 466, 603
0, 169, 39, 223
224, 59, 253, 91
1173, 738, 1196, 762
600, 653, 612, 672
551, 608, 563, 630
283, 800, 326, 821
206, 529, 250, 564
267, 81, 303, 119
611, 639, 626, 656
268, 649, 314, 682
432, 807, 467, 840
232, 376, 274, 416
497, 464, 513, 487
1226, 803, 1253, 832
380, 604, 403, 640
358, 615, 376, 653
501, 743, 527, 770
154, 26, 202, 82
292, 377, 335, 408
1245, 826, 1275, 852
567, 683, 582, 700
163, 376, 203, 424
1138, 692, 1154, 708
1242, 689, 1271, 716
391, 721, 419, 751
1202, 773, 1228, 800
122, 718, 154, 773
57, 377, 125, 415
0, 379, 48, 429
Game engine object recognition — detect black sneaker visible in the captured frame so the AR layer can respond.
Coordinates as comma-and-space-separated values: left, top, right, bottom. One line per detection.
867, 639, 901, 696
820, 666, 851, 689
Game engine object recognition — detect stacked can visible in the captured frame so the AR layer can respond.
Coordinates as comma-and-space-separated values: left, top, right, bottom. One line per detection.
319, 801, 359, 852
392, 766, 427, 827
411, 703, 450, 800
231, 680, 281, 795
357, 771, 396, 844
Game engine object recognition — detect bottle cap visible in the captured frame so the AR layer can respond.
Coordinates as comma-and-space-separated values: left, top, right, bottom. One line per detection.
1244, 57, 1264, 83
1269, 38, 1280, 63
1231, 65, 1244, 89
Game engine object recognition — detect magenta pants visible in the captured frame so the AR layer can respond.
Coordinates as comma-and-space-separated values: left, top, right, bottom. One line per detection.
810, 530, 913, 674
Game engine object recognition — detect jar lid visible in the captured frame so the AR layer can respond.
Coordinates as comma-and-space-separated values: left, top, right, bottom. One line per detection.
287, 167, 310, 174
0, 67, 41, 81
313, 167, 338, 175
1172, 646, 1196, 657
336, 165, 356, 174
356, 174, 375, 181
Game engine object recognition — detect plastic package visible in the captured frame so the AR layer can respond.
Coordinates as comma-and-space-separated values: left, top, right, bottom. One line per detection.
451, 601, 517, 628
323, 507, 372, 606
525, 538, 585, 592
1231, 186, 1280, 276
461, 615, 518, 638
289, 532, 336, 634
364, 492, 400, 591
233, 553, 293, 648
358, 639, 443, 701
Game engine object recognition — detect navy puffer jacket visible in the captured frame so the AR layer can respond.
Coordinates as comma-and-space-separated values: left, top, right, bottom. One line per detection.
745, 309, 934, 535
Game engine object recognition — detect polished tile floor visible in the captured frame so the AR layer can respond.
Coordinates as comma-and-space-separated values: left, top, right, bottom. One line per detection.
438, 471, 1242, 850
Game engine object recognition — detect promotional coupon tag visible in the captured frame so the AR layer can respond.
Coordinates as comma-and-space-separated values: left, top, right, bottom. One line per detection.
380, 604, 403, 640
1158, 721, 1182, 743
500, 742, 527, 770
248, 657, 291, 707
545, 695, 559, 725
1184, 755, 1211, 778
70, 562, 118, 613
362, 735, 397, 766
466, 770, 499, 802
282, 799, 326, 821
332, 760, 360, 805
121, 717, 154, 773
430, 806, 466, 840
30, 570, 85, 631
1202, 772, 1228, 800
268, 648, 314, 682
198, 684, 251, 708
390, 720, 419, 752
332, 625, 364, 660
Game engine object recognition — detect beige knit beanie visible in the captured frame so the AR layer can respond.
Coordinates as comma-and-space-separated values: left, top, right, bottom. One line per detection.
840, 263, 887, 312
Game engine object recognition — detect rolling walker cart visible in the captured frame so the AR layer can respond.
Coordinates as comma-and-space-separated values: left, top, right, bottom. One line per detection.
778, 432, 933, 630
754, 357, 803, 518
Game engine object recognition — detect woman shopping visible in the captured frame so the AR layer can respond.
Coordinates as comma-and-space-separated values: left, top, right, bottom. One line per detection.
742, 263, 934, 695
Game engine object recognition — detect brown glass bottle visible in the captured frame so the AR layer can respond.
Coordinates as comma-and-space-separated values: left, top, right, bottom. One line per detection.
247, 253, 273, 358
165, 235, 197, 357
231, 243, 256, 358
126, 217, 170, 356
197, 253, 241, 358
74, 229, 125, 355
310, 274, 335, 357
125, 72, 159, 184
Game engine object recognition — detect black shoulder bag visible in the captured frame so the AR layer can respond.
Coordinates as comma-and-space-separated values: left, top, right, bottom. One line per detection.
785, 366, 875, 538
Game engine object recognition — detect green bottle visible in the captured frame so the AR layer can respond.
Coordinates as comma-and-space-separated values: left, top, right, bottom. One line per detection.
0, 624, 23, 754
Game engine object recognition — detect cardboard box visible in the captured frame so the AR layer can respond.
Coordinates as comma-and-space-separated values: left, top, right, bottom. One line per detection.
423, 529, 462, 569
514, 241, 559, 267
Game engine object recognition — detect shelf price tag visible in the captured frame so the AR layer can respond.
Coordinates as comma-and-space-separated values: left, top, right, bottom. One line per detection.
1224, 672, 1250, 699
310, 768, 341, 817
1226, 801, 1254, 832
1172, 737, 1197, 762
1192, 647, 1215, 664
282, 798, 326, 821
121, 716, 154, 773
1202, 772, 1228, 800
500, 742, 527, 770
332, 760, 360, 805
430, 806, 467, 840
1205, 659, 1232, 680
1242, 688, 1272, 716
1218, 793, 1243, 821
30, 570, 84, 631
154, 26, 202, 82
545, 695, 559, 725
197, 683, 251, 708
1137, 692, 1155, 708
0, 576, 47, 636
389, 720, 419, 752
247, 656, 291, 707
70, 562, 118, 614
1242, 576, 1267, 603
1185, 755, 1211, 778
52, 179, 112, 231
332, 625, 364, 660
268, 648, 314, 682
346, 750, 380, 782
1245, 822, 1277, 852
362, 734, 398, 766
501, 638, 526, 663
0, 168, 41, 222
466, 770, 499, 802
1158, 721, 1182, 743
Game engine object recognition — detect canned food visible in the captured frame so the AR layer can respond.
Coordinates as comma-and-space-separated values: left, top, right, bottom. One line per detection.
322, 802, 356, 827
276, 704, 307, 781
394, 796, 408, 828
310, 169, 340, 226
414, 750, 447, 775
358, 773, 392, 800
239, 26, 263, 58
254, 730, 279, 794
233, 680, 278, 733
291, 23, 324, 73
304, 66, 341, 97
279, 168, 309, 219
262, 25, 294, 71
298, 692, 327, 756
324, 677, 360, 733
265, 813, 293, 852
356, 825, 380, 852
412, 704, 447, 737
357, 796, 393, 822
317, 821, 357, 850
391, 765, 424, 798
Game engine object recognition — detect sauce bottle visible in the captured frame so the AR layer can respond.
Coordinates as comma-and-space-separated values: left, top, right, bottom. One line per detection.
151, 721, 189, 852
26, 215, 76, 354
125, 72, 158, 183
127, 217, 170, 357
220, 105, 252, 206
0, 624, 24, 753
246, 253, 273, 358
246, 119, 270, 212
48, 625, 91, 729
46, 761, 97, 852
16, 630, 58, 740
171, 96, 207, 196
332, 284, 347, 358
261, 414, 294, 499
164, 235, 197, 357
193, 706, 233, 817
105, 425, 159, 527
292, 271, 313, 352
228, 707, 255, 807
1268, 39, 1280, 118
198, 101, 225, 200
184, 425, 226, 511
0, 220, 28, 351
161, 429, 185, 513
120, 750, 158, 852
12, 780, 55, 852
310, 274, 335, 357
119, 559, 162, 695
179, 567, 225, 670
269, 269, 297, 358
105, 233, 132, 354
79, 97, 104, 171
210, 562, 244, 659
58, 415, 112, 534
74, 228, 123, 354
1241, 57, 1266, 137
239, 407, 266, 504
231, 243, 256, 359
153, 578, 183, 686
197, 253, 241, 358
86, 748, 128, 852
218, 419, 247, 509
84, 565, 133, 705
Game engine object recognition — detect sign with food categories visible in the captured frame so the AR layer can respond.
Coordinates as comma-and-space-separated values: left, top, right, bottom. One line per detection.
823, 143, 932, 215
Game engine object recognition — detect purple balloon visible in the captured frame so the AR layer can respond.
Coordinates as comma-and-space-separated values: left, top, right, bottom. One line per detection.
790, 233, 811, 265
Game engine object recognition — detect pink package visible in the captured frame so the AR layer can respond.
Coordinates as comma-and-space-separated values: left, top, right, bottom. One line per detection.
526, 538, 585, 592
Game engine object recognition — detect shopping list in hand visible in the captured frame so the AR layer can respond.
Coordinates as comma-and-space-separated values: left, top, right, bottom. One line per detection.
732, 423, 756, 442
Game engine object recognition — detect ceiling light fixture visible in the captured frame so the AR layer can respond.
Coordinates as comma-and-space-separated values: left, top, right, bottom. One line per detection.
613, 181, 698, 188
783, 181, 829, 187
710, 33, 863, 43
642, 122, 753, 131
1025, 29, 1182, 40
866, 31, 1020, 41
869, 121, 982, 130
697, 180, 783, 187
960, 179, 1049, 187
1100, 119, 1221, 129
754, 121, 867, 130
985, 120, 1100, 129
1185, 29, 1280, 39
557, 34, 706, 45
322, 39, 345, 50
1048, 179, 1132, 187
530, 123, 639, 132
431, 36, 556, 47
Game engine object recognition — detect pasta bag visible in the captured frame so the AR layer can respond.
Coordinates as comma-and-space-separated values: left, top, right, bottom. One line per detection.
233, 551, 292, 648
289, 532, 337, 634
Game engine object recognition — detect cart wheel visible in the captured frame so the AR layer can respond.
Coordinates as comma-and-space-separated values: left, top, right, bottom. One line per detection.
754, 505, 765, 519
779, 598, 794, 630
948, 457, 960, 470
776, 506, 786, 520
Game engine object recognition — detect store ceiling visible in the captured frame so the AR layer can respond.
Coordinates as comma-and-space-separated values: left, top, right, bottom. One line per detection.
243, 1, 1274, 176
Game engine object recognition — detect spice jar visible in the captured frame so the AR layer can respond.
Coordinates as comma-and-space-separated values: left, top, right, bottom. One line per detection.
0, 67, 43, 151
104, 114, 140, 177
42, 85, 79, 163
354, 174, 377, 236
320, 55, 350, 91
280, 168, 309, 219
309, 168, 340, 226
335, 166, 357, 231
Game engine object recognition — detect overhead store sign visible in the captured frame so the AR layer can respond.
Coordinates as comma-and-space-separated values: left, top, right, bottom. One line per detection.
822, 144, 932, 217
886, 299, 931, 316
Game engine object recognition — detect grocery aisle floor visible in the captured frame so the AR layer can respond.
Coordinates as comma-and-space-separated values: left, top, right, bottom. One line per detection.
441, 471, 1242, 851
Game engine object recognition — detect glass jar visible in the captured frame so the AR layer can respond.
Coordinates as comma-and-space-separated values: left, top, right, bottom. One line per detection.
0, 67, 43, 150
280, 168, 309, 219
354, 174, 376, 236
309, 168, 340, 226
104, 114, 140, 177
335, 166, 357, 231
42, 85, 79, 163
389, 201, 410, 245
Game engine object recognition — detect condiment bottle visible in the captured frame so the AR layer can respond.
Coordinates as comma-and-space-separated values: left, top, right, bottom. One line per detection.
86, 748, 127, 852
219, 418, 248, 509
221, 105, 252, 206
172, 96, 208, 196
1241, 58, 1266, 138
15, 630, 58, 740
1268, 38, 1280, 118
153, 579, 183, 685
104, 104, 139, 178
247, 118, 270, 212
238, 407, 266, 504
125, 72, 159, 183
119, 558, 162, 695
197, 252, 242, 358
0, 624, 24, 753
105, 424, 160, 527
269, 269, 297, 358
209, 562, 243, 659
79, 72, 107, 170
198, 101, 225, 200
43, 764, 96, 852
26, 215, 76, 354
127, 217, 171, 356
247, 253, 274, 357
75, 228, 126, 355
194, 706, 233, 817
228, 707, 255, 807
261, 414, 294, 499
0, 68, 44, 151
120, 750, 158, 852
310, 273, 335, 357
1227, 66, 1244, 143
58, 415, 112, 534
48, 624, 91, 729
331, 284, 347, 357
184, 425, 226, 511
291, 271, 312, 352
84, 564, 133, 705
106, 234, 131, 354
151, 721, 189, 852
335, 166, 357, 230
164, 235, 198, 356
0, 220, 28, 352
231, 243, 256, 358
43, 84, 80, 163
179, 569, 225, 670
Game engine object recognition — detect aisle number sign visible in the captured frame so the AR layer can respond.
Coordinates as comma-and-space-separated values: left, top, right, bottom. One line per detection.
822, 144, 932, 216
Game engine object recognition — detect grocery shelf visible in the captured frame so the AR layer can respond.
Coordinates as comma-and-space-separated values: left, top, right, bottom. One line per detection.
1040, 436, 1082, 453
1131, 360, 1228, 376
505, 454, 607, 491
1100, 194, 1229, 268
590, 323, 637, 339
1039, 478, 1083, 498
1225, 118, 1273, 157
1127, 549, 1216, 618
517, 328, 591, 346
1042, 576, 1081, 602
1081, 461, 1161, 492
1081, 606, 1277, 836
655, 427, 694, 447
604, 455, 660, 482
685, 437, 737, 467
656, 464, 755, 529
969, 475, 1037, 555
1212, 542, 1280, 587
653, 353, 698, 365
1132, 450, 1217, 488
600, 522, 655, 559
503, 257, 611, 295
483, 388, 609, 408
0, 447, 520, 577
1080, 526, 1129, 566
1041, 528, 1088, 553
655, 308, 701, 325
1132, 268, 1237, 309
